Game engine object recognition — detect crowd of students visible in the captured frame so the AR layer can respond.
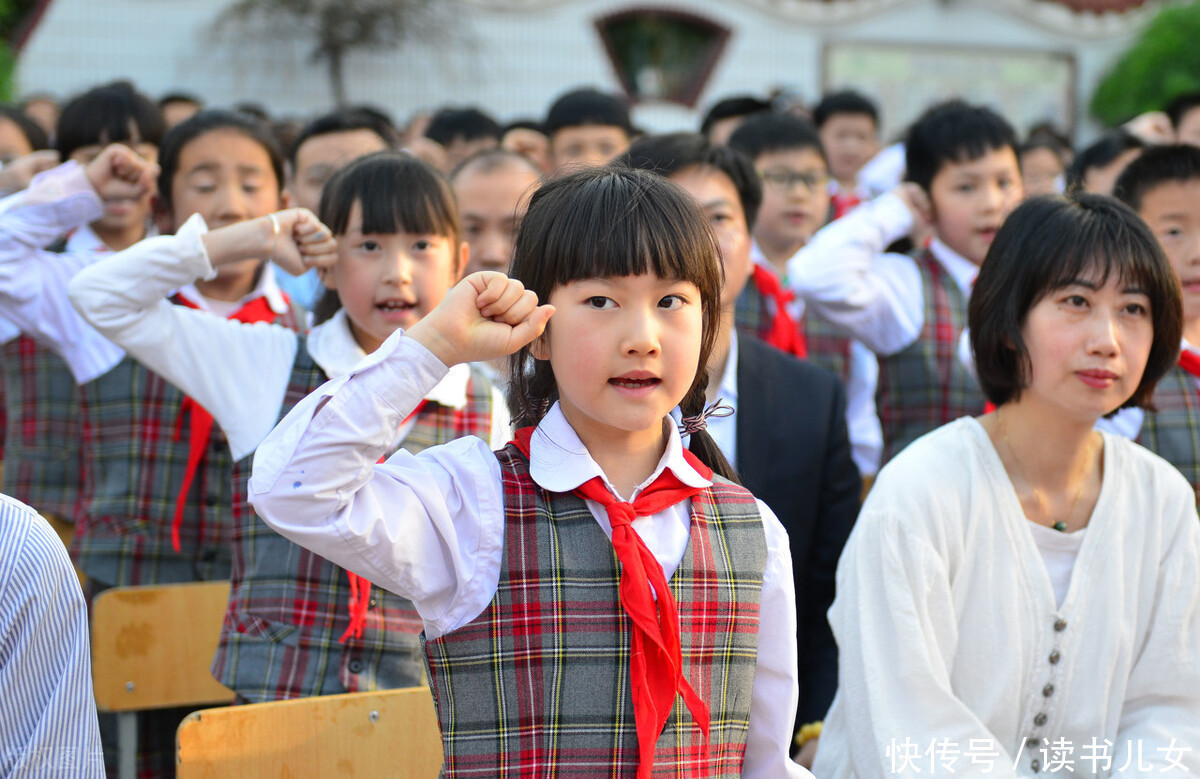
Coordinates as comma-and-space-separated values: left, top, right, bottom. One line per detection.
0, 77, 1198, 778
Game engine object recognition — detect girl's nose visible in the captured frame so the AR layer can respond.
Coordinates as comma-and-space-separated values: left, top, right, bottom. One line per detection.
621, 306, 661, 355
381, 251, 413, 284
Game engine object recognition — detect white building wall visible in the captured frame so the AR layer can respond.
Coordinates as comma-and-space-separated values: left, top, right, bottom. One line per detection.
15, 0, 1163, 140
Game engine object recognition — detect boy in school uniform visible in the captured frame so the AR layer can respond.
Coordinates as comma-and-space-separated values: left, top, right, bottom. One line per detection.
621, 133, 861, 767
544, 87, 634, 173
1110, 144, 1200, 499
789, 99, 1024, 464
275, 108, 395, 310
0, 81, 163, 545
812, 90, 881, 220
728, 112, 884, 476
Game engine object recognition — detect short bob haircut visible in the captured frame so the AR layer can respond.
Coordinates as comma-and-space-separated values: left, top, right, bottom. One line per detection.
506, 166, 724, 429
970, 193, 1182, 412
616, 132, 762, 231
311, 150, 461, 325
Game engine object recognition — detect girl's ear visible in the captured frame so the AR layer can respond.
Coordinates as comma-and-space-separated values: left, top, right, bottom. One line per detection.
453, 241, 469, 281
529, 333, 550, 361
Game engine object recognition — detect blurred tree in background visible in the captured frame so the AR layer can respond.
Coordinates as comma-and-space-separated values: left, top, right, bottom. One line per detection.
1091, 1, 1200, 126
211, 0, 459, 107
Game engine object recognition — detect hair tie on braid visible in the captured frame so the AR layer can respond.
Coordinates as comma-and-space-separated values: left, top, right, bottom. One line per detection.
678, 399, 734, 436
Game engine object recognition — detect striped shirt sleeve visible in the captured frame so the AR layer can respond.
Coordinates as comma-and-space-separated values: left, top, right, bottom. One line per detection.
0, 495, 104, 777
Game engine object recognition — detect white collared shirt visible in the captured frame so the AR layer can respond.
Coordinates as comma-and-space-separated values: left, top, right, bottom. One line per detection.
787, 191, 977, 358
0, 162, 127, 382
68, 216, 510, 461
247, 330, 809, 778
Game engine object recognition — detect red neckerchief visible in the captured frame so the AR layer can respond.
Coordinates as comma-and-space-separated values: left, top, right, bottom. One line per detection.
511, 426, 712, 778
1178, 347, 1200, 388
338, 400, 428, 644
752, 264, 807, 359
831, 192, 862, 220
170, 294, 281, 553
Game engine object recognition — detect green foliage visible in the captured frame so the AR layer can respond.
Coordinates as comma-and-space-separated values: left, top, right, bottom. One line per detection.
1091, 1, 1200, 126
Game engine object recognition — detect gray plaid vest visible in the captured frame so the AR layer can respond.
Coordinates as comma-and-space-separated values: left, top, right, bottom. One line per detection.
876, 250, 984, 464
1, 335, 83, 518
1138, 364, 1200, 502
215, 339, 498, 702
734, 274, 853, 381
422, 443, 767, 777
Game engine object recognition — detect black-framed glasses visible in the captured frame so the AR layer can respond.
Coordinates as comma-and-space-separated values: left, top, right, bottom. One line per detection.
759, 169, 829, 193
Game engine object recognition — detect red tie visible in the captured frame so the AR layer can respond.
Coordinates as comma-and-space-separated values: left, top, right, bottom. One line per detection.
1178, 348, 1200, 389
831, 192, 861, 220
339, 400, 428, 644
752, 264, 807, 359
170, 294, 282, 553
511, 427, 712, 778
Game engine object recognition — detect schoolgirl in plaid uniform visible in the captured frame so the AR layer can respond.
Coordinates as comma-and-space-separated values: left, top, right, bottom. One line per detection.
72, 152, 511, 703
0, 82, 164, 532
787, 100, 1023, 465
250, 168, 809, 777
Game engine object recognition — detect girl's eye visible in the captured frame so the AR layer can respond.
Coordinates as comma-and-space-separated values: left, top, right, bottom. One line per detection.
1063, 294, 1088, 307
412, 239, 433, 252
956, 183, 975, 194
1124, 302, 1149, 316
586, 296, 613, 309
193, 184, 215, 194
360, 240, 380, 252
659, 295, 686, 309
1163, 228, 1183, 239
242, 184, 261, 194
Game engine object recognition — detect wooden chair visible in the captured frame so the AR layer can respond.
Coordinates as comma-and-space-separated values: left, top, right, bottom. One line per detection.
176, 686, 443, 778
91, 581, 235, 779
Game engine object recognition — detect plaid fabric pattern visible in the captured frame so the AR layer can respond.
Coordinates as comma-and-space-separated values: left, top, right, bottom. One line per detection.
71, 298, 304, 588
423, 443, 766, 778
0, 335, 84, 517
876, 250, 984, 464
734, 280, 854, 381
214, 340, 497, 703
1139, 365, 1200, 502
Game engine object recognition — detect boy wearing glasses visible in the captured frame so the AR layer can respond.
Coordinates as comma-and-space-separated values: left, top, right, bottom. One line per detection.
729, 113, 884, 479
788, 100, 1024, 465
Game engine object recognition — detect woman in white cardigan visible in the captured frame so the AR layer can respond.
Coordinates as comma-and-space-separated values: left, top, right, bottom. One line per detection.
815, 194, 1200, 778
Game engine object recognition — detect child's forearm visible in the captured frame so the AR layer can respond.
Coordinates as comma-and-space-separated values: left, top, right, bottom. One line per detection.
0, 161, 103, 251
249, 331, 499, 624
198, 215, 276, 268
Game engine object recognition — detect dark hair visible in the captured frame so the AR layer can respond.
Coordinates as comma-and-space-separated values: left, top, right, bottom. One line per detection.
234, 102, 271, 123
1166, 92, 1200, 130
543, 88, 633, 137
904, 100, 1019, 193
699, 95, 771, 137
616, 132, 762, 231
55, 80, 165, 160
501, 118, 545, 136
1113, 144, 1200, 212
159, 92, 203, 110
1065, 130, 1144, 194
506, 166, 735, 480
1020, 135, 1071, 165
812, 90, 879, 129
424, 107, 501, 146
156, 109, 284, 215
288, 108, 396, 167
312, 151, 461, 325
448, 147, 542, 183
0, 105, 48, 152
970, 194, 1181, 412
727, 112, 827, 166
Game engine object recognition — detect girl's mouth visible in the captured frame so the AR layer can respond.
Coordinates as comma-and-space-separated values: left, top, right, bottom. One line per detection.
609, 377, 660, 389
377, 300, 415, 311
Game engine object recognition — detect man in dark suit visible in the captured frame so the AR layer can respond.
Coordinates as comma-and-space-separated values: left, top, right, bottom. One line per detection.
620, 134, 860, 767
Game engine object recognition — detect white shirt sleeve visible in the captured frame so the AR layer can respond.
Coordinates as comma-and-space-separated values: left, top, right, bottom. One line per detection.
787, 192, 925, 356
825, 506, 1021, 778
249, 330, 507, 638
0, 161, 125, 383
0, 500, 105, 777
744, 501, 813, 779
67, 213, 300, 461
1113, 483, 1200, 772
